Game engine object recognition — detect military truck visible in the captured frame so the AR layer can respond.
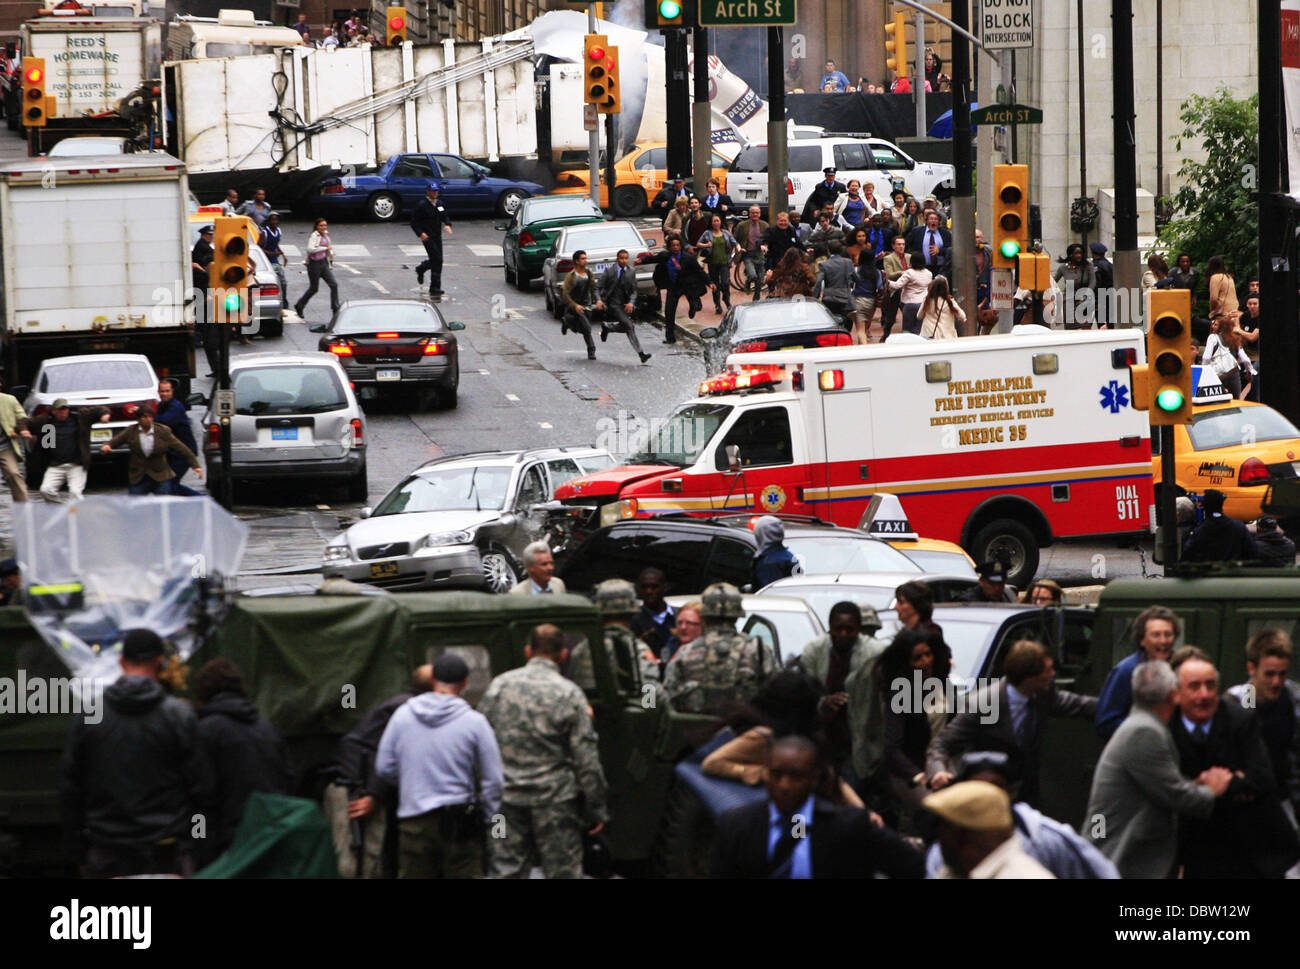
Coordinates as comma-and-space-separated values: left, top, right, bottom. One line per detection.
0, 589, 720, 876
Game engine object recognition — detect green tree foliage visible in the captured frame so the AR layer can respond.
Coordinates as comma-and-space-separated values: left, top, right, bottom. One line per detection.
1158, 89, 1259, 299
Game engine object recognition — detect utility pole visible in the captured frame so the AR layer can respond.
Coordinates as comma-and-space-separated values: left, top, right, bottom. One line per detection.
664, 28, 692, 185
913, 10, 926, 138
949, 0, 974, 332
691, 26, 711, 199
1110, 0, 1138, 326
765, 25, 787, 220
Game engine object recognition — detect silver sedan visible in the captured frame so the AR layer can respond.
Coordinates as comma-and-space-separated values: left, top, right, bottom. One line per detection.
542, 220, 657, 319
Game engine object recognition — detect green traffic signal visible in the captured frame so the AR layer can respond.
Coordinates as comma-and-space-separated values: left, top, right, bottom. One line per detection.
659, 0, 682, 16
999, 240, 1020, 259
1155, 388, 1185, 412
223, 292, 242, 313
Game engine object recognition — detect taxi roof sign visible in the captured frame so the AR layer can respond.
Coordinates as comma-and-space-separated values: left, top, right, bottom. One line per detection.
1191, 365, 1232, 405
856, 493, 919, 541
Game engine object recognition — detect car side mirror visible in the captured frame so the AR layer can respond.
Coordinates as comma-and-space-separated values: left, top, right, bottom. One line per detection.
359, 506, 372, 519
699, 327, 719, 339
186, 392, 206, 407
726, 444, 741, 473
309, 324, 326, 333
473, 171, 485, 181
447, 321, 466, 331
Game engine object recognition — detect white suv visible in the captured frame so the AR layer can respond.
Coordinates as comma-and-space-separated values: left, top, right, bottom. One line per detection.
727, 137, 955, 214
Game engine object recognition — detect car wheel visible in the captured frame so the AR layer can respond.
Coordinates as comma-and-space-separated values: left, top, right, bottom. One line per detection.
504, 258, 517, 286
497, 189, 528, 217
368, 191, 400, 222
481, 546, 519, 593
439, 366, 459, 410
970, 518, 1039, 590
260, 317, 283, 338
613, 185, 645, 218
514, 264, 532, 292
347, 464, 368, 502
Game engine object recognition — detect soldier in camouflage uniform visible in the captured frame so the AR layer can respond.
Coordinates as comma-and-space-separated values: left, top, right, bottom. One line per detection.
663, 582, 777, 716
569, 578, 663, 692
478, 623, 608, 878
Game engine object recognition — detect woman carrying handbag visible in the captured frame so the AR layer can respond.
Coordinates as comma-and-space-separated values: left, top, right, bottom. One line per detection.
1202, 316, 1255, 398
294, 218, 340, 320
917, 275, 964, 340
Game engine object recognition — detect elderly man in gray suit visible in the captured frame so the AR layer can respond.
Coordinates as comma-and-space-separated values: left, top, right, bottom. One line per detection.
508, 540, 567, 596
1083, 660, 1233, 878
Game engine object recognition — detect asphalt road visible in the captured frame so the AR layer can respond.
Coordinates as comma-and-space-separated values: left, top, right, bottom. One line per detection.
0, 207, 1159, 587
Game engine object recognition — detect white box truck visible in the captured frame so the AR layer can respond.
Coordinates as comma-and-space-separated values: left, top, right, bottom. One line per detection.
0, 152, 196, 394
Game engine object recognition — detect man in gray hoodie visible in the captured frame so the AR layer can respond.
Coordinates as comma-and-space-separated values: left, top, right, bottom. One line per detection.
375, 654, 504, 878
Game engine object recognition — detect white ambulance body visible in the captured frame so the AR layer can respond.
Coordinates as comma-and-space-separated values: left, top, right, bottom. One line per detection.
556, 326, 1156, 587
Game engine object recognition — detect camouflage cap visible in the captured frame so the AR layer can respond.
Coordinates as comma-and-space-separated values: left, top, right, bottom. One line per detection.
701, 582, 744, 619
594, 578, 639, 615
860, 604, 882, 634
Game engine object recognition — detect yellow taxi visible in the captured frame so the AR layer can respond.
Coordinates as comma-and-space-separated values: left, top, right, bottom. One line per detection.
860, 494, 979, 577
1153, 372, 1300, 520
552, 142, 732, 217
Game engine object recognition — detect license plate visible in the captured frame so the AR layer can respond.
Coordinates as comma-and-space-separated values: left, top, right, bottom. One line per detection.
271, 427, 298, 441
90, 428, 112, 443
785, 345, 804, 351
593, 263, 611, 275
370, 562, 399, 578
742, 189, 759, 197
376, 370, 401, 381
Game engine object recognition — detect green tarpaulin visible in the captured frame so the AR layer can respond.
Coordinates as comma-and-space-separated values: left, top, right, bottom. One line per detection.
194, 793, 339, 878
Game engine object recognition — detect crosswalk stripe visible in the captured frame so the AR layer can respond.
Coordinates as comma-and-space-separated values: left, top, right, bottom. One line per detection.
330, 245, 371, 257
399, 245, 427, 257
466, 244, 500, 257
281, 244, 302, 257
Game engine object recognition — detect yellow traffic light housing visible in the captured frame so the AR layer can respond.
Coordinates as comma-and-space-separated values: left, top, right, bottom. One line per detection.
386, 6, 407, 45
596, 45, 620, 113
211, 216, 253, 326
884, 14, 908, 79
584, 34, 610, 106
1015, 252, 1051, 292
1145, 289, 1194, 425
22, 57, 48, 127
992, 164, 1028, 270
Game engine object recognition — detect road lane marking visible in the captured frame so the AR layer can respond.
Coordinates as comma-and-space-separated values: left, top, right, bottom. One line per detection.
478, 369, 490, 375
538, 422, 553, 429
466, 244, 500, 257
399, 245, 427, 257
334, 262, 363, 275
505, 393, 519, 401
331, 245, 371, 257
281, 245, 302, 257
368, 280, 389, 293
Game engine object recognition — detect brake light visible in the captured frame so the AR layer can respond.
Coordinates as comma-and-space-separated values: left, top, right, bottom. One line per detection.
350, 418, 363, 446
328, 340, 354, 356
785, 177, 793, 196
556, 259, 574, 272
323, 184, 347, 195
196, 205, 223, 213
260, 285, 280, 297
519, 230, 536, 246
816, 332, 852, 347
375, 332, 400, 339
633, 251, 654, 265
123, 403, 139, 417
735, 341, 768, 353
1239, 456, 1270, 485
207, 423, 221, 447
818, 369, 845, 390
421, 338, 448, 355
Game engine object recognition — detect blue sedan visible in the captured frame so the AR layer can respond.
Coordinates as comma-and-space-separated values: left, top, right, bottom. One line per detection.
314, 152, 545, 221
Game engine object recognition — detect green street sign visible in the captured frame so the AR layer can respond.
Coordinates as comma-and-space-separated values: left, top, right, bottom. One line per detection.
970, 104, 1044, 126
698, 0, 797, 27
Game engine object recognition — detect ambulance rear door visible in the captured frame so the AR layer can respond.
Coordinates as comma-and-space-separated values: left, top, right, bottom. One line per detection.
816, 383, 875, 527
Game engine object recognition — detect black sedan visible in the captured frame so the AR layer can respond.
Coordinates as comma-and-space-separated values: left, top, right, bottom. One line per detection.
311, 299, 465, 409
698, 298, 851, 373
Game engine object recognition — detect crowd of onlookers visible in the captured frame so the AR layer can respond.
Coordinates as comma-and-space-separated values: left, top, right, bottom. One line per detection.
790, 52, 952, 95
290, 10, 384, 49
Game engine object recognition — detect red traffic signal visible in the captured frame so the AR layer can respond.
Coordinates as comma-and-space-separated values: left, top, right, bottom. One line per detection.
588, 45, 606, 61
24, 65, 44, 85
388, 14, 404, 29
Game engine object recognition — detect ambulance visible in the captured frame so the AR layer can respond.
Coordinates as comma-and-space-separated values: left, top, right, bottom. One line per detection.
554, 326, 1157, 588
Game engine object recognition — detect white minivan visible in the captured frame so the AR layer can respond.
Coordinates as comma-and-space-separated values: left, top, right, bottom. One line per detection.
727, 136, 955, 215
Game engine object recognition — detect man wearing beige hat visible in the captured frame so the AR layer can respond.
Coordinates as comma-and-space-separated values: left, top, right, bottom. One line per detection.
924, 780, 1055, 878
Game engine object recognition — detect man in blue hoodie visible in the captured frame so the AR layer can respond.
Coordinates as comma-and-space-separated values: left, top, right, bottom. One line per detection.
375, 654, 504, 878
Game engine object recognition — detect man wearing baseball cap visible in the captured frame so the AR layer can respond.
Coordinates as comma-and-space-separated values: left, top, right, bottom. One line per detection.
375, 653, 504, 878
60, 629, 213, 878
924, 779, 1054, 878
959, 560, 1017, 603
411, 181, 453, 299
1090, 241, 1115, 328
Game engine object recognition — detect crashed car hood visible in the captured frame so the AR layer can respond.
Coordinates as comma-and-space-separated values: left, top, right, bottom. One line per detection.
332, 510, 504, 548
554, 465, 680, 500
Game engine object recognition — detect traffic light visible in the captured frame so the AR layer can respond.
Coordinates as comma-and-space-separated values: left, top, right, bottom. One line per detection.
584, 34, 609, 106
645, 0, 692, 29
1145, 289, 1194, 424
386, 6, 407, 45
210, 216, 252, 326
992, 164, 1028, 270
596, 45, 620, 113
1015, 252, 1051, 292
884, 14, 908, 79
22, 57, 48, 127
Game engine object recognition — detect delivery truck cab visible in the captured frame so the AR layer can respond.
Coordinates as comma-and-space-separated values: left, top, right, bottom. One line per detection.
554, 326, 1157, 588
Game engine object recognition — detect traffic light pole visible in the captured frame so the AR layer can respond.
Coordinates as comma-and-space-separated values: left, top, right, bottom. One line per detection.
588, 6, 601, 208
913, 11, 926, 140
949, 0, 975, 332
217, 309, 234, 510
691, 27, 711, 201
1110, 0, 1139, 326
664, 28, 692, 188
765, 26, 787, 220
1160, 425, 1178, 572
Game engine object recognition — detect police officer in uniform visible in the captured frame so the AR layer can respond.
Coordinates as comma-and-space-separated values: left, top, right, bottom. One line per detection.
411, 181, 453, 299
191, 225, 219, 377
664, 582, 777, 716
958, 561, 1018, 603
802, 167, 848, 224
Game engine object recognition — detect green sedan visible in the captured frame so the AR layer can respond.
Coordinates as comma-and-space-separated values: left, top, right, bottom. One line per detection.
498, 194, 608, 290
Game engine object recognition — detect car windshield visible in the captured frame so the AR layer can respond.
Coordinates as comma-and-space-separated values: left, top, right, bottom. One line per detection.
562, 226, 643, 251
48, 138, 125, 157
731, 146, 821, 173
233, 366, 347, 415
332, 304, 441, 333
898, 549, 976, 576
626, 403, 732, 466
42, 361, 152, 392
525, 198, 601, 221
772, 585, 897, 626
374, 466, 513, 515
735, 300, 839, 336
1187, 406, 1300, 451
785, 535, 918, 574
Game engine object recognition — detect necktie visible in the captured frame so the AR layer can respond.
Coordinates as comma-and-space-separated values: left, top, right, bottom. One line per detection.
927, 231, 935, 265
618, 267, 624, 282
768, 814, 801, 878
1193, 724, 1208, 744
